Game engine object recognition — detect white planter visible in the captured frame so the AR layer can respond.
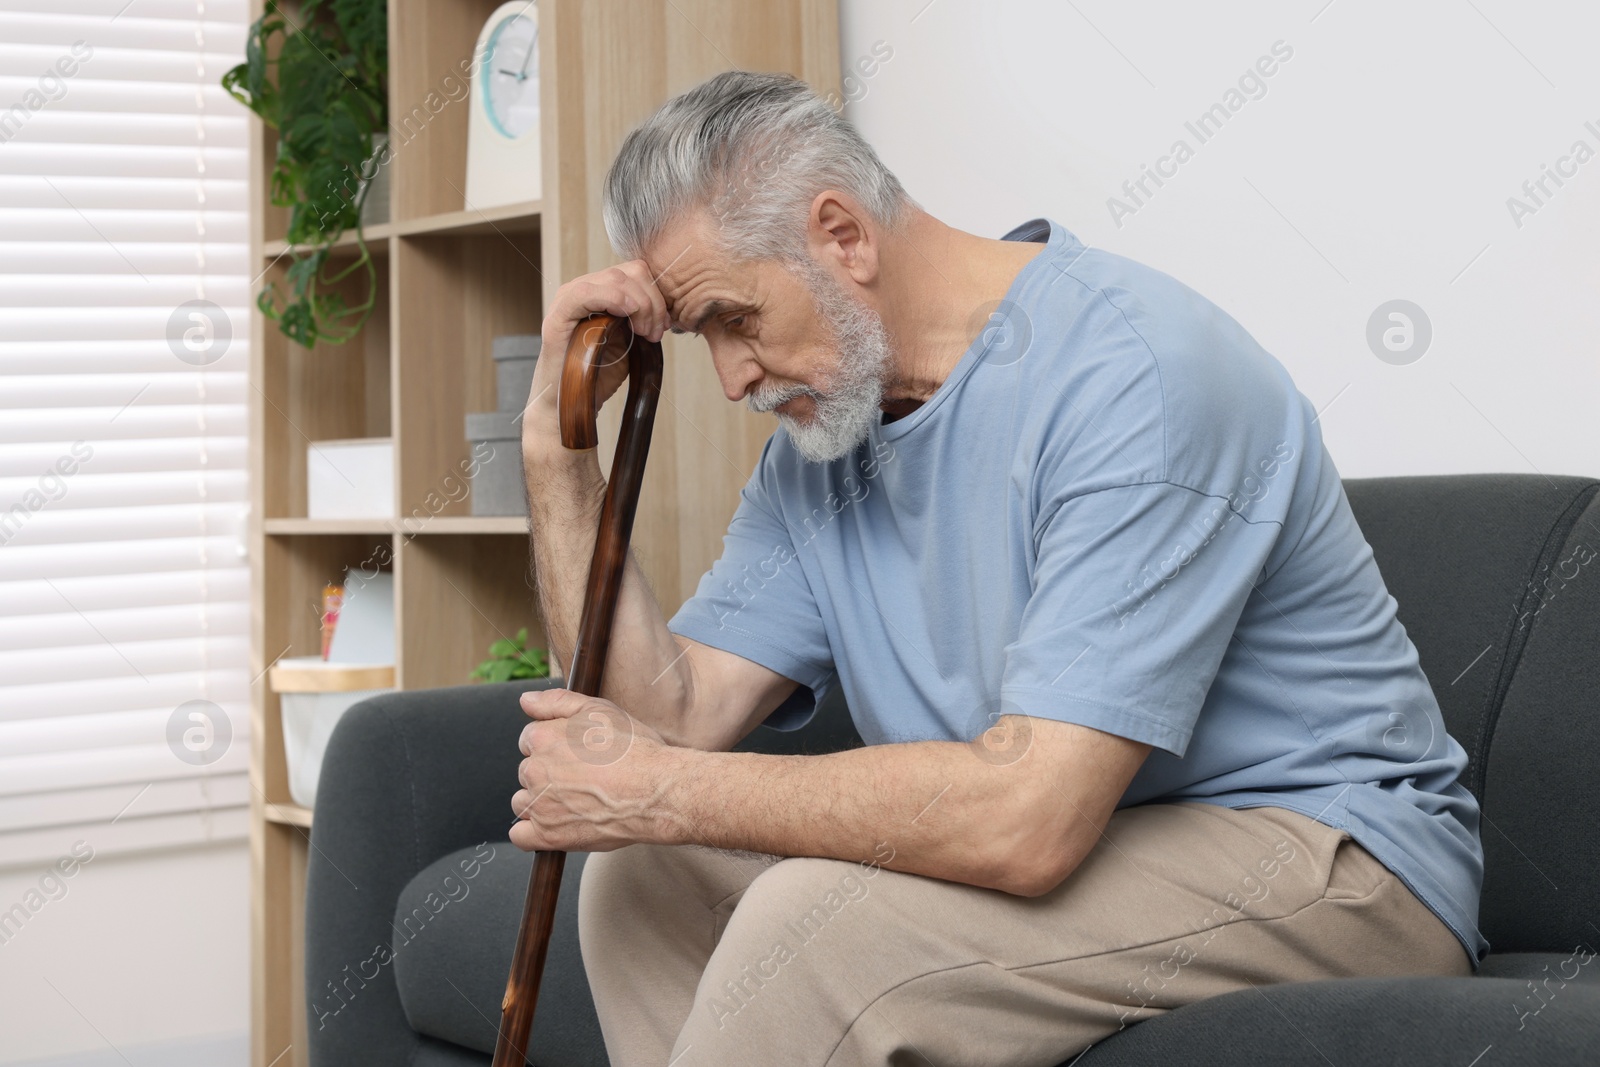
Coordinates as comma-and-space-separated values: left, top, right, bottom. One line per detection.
269, 657, 395, 809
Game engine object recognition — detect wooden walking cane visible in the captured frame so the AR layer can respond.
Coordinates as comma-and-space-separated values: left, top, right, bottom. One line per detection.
492, 313, 663, 1066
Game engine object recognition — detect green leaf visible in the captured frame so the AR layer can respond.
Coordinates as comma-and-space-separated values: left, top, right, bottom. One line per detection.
470, 627, 549, 683
509, 650, 550, 680
228, 0, 386, 347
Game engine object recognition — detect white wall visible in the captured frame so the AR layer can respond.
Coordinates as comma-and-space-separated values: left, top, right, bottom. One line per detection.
839, 0, 1600, 479
0, 843, 247, 1064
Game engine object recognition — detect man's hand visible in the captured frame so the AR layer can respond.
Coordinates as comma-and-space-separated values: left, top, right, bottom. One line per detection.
522, 260, 673, 455
509, 687, 687, 853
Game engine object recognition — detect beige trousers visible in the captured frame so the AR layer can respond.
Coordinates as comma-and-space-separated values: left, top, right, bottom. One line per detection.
577, 801, 1470, 1067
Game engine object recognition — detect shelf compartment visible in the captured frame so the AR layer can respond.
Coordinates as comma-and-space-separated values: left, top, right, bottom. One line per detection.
257, 254, 392, 522
393, 231, 542, 524
390, 0, 533, 222
257, 532, 393, 806
396, 532, 543, 691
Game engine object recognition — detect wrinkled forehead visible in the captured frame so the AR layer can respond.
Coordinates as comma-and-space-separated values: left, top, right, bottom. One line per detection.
643, 210, 747, 328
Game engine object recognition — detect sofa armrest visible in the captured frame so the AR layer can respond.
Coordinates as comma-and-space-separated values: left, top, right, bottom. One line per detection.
305, 673, 863, 1065
306, 678, 558, 1065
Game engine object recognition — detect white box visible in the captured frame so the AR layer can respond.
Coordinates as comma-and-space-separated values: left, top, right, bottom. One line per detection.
307, 437, 394, 519
270, 658, 395, 809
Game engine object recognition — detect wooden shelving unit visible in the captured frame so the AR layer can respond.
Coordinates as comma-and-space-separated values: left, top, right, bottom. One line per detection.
246, 1, 840, 1063
260, 198, 543, 257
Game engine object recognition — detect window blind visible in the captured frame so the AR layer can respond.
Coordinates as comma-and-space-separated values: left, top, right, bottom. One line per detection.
0, 0, 251, 866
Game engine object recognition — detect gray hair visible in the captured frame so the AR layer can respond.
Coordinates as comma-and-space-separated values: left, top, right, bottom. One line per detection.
601, 70, 915, 265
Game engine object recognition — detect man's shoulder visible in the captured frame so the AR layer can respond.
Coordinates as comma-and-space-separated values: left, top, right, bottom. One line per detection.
1030, 239, 1287, 402
1012, 237, 1309, 494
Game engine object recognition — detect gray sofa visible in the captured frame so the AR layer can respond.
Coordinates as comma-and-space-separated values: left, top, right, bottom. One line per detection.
306, 474, 1600, 1065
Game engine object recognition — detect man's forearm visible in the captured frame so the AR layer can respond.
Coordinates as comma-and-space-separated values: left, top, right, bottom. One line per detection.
654, 737, 1081, 897
523, 433, 697, 743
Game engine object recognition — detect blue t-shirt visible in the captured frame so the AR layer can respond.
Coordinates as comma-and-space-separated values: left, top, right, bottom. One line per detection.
667, 217, 1488, 967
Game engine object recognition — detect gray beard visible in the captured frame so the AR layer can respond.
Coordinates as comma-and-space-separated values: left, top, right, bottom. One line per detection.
745, 260, 892, 464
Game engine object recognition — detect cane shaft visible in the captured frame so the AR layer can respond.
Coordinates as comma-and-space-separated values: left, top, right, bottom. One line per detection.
491, 316, 662, 1066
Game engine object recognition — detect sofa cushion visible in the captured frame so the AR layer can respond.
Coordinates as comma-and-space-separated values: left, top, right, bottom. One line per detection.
411, 1033, 497, 1067
1073, 975, 1600, 1066
392, 845, 606, 1067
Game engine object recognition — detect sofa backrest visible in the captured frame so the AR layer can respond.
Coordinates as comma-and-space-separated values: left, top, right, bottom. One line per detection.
1344, 474, 1600, 954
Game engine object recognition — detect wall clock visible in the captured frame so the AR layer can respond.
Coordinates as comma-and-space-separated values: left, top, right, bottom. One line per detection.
466, 1, 542, 209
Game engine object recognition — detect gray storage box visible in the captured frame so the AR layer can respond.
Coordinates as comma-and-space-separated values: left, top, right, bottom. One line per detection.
493, 334, 542, 414
464, 410, 524, 516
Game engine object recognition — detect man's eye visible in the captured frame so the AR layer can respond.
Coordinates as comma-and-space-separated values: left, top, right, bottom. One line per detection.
725, 315, 746, 330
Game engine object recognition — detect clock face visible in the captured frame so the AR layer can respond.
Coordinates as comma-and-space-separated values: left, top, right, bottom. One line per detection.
483, 13, 539, 139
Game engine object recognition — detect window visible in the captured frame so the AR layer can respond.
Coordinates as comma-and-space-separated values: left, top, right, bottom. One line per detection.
0, 1, 250, 864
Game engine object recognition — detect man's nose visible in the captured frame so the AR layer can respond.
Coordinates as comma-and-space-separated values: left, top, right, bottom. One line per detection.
710, 343, 762, 403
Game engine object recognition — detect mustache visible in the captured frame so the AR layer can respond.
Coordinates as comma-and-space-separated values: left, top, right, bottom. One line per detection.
747, 381, 821, 414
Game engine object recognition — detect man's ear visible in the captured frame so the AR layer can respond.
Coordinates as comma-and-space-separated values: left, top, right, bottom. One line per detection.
809, 191, 879, 285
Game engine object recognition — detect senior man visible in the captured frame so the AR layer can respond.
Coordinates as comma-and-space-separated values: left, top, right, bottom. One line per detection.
510, 70, 1484, 1066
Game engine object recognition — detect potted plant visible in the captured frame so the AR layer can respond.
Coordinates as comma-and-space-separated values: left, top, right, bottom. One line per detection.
471, 628, 552, 684
222, 0, 387, 347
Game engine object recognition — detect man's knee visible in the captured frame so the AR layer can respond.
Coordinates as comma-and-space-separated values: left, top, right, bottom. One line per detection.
698, 856, 887, 995
678, 857, 903, 1051
577, 845, 660, 953
734, 855, 883, 935
579, 844, 781, 955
